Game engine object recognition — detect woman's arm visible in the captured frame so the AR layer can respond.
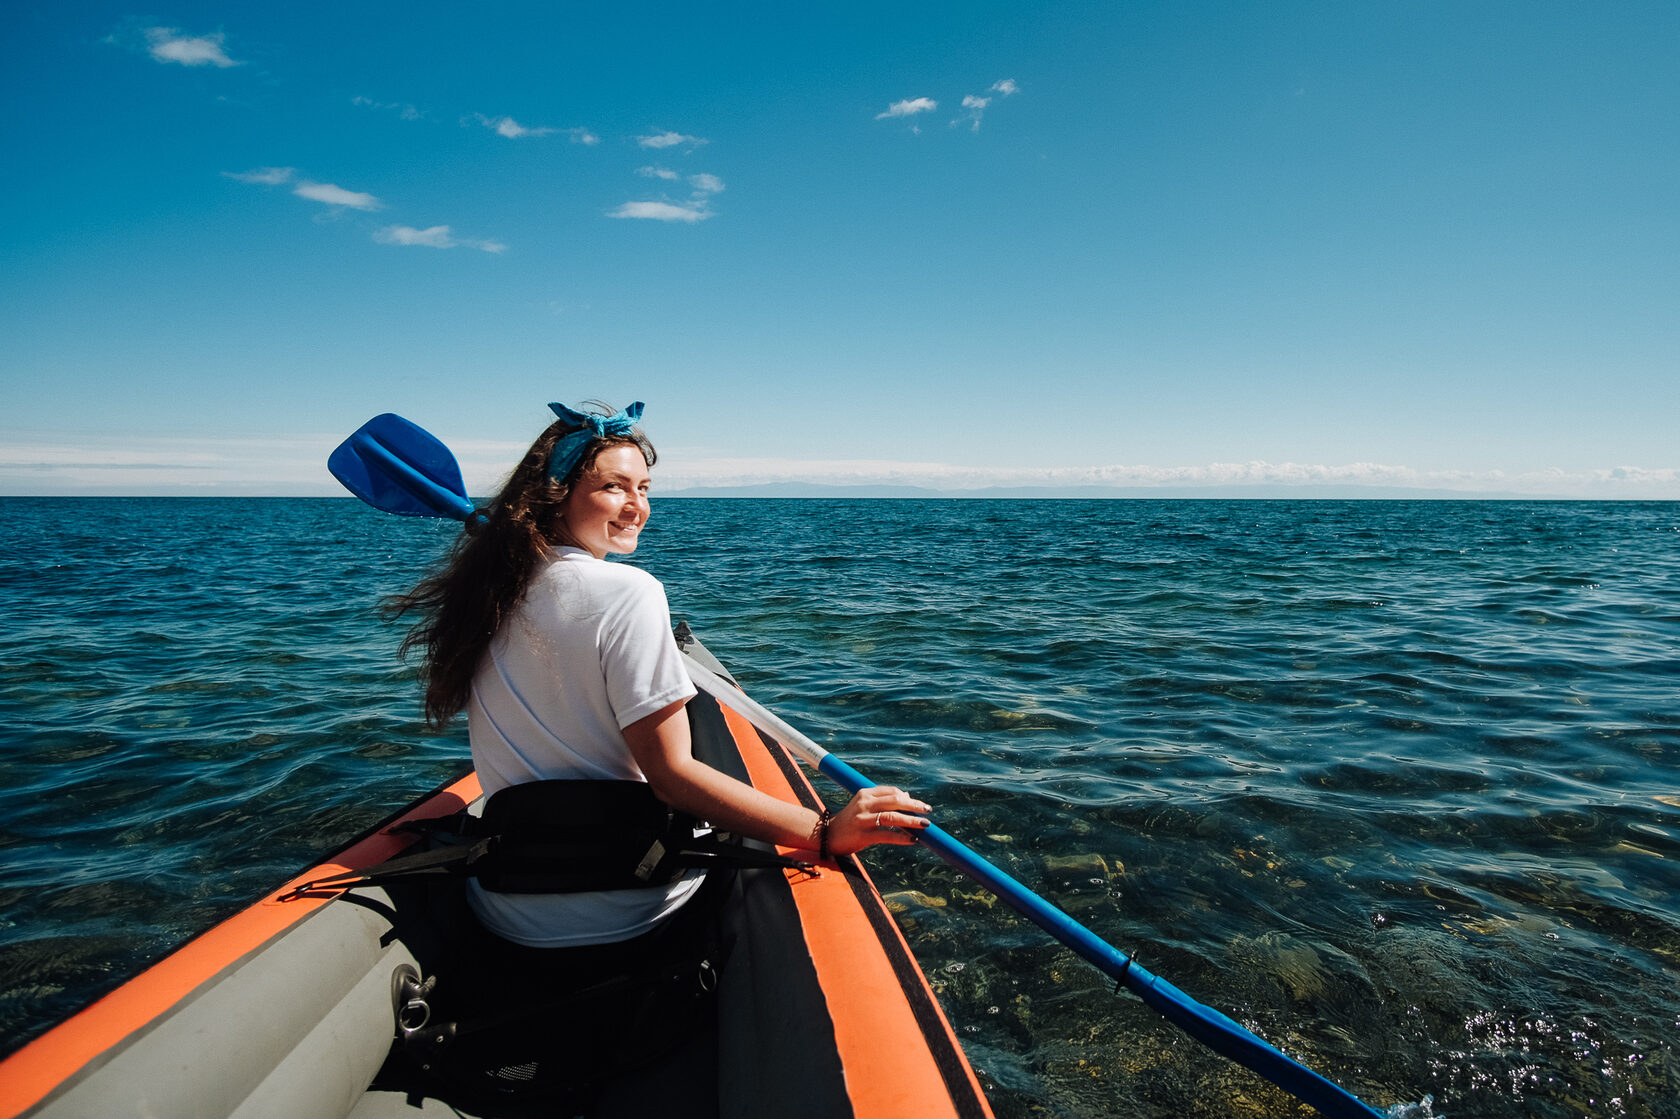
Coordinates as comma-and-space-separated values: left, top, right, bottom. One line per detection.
622, 698, 930, 857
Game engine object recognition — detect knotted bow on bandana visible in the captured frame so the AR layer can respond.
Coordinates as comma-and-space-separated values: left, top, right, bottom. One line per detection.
546, 401, 645, 482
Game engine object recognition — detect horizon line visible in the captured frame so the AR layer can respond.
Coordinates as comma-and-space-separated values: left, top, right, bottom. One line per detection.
3, 485, 1676, 502
3, 433, 1677, 500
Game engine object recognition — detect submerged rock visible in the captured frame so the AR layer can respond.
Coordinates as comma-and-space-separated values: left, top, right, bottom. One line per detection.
1042, 852, 1125, 881
1228, 931, 1331, 1002
882, 889, 948, 914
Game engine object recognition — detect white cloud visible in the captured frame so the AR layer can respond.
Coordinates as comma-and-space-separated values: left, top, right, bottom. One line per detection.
144, 27, 239, 68
0, 433, 340, 495
223, 166, 295, 185
228, 169, 388, 215
353, 96, 423, 121
637, 130, 706, 150
954, 93, 991, 132
473, 114, 597, 143
497, 117, 544, 138
614, 170, 723, 222
293, 181, 382, 210
4, 430, 1675, 499
374, 225, 506, 252
955, 80, 1019, 131
374, 224, 452, 247
876, 97, 937, 120
229, 169, 501, 249
607, 201, 712, 223
475, 113, 554, 139
648, 456, 1680, 498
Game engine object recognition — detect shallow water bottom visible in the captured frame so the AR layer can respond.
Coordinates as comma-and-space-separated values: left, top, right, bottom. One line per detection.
4, 497, 1679, 1117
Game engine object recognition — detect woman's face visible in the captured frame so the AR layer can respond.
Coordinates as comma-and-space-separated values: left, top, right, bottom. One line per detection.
557, 444, 652, 558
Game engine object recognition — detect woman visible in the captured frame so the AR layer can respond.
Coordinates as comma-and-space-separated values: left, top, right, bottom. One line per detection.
389, 399, 931, 953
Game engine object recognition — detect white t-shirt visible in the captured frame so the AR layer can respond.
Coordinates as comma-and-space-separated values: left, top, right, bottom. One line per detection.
464, 546, 701, 947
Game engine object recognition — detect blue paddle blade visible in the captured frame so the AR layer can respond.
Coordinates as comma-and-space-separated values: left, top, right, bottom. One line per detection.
328, 413, 476, 521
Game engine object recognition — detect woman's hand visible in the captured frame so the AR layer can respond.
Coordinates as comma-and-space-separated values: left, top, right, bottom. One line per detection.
624, 700, 930, 858
825, 785, 931, 856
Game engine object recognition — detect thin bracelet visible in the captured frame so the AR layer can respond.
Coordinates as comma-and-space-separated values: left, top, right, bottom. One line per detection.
815, 807, 834, 861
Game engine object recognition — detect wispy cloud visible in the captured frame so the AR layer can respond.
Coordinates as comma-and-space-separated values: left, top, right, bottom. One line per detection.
0, 433, 342, 495
611, 168, 724, 223
374, 224, 506, 253
226, 167, 500, 246
876, 97, 937, 120
225, 168, 381, 211
607, 201, 711, 223
353, 96, 423, 121
4, 430, 1674, 499
293, 181, 382, 210
651, 456, 1680, 499
472, 114, 598, 143
474, 113, 555, 139
953, 79, 1019, 131
223, 166, 295, 185
954, 94, 990, 132
637, 130, 707, 150
143, 27, 239, 68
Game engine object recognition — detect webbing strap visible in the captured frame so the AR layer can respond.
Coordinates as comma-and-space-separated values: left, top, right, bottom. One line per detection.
283, 836, 492, 898
284, 821, 811, 899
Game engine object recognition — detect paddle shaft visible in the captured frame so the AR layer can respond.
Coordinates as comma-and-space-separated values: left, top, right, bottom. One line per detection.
680, 656, 1383, 1119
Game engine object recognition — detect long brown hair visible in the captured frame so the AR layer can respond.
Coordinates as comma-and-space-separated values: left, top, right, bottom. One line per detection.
385, 409, 657, 728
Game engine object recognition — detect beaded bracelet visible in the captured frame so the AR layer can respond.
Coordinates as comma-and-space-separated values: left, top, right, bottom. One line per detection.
814, 807, 834, 861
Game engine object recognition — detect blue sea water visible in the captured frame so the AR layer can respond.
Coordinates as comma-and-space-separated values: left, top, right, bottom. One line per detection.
1, 497, 1677, 1118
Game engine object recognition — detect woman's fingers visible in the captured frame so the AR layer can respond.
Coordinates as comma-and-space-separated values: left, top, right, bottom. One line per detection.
858, 788, 931, 816
872, 825, 920, 847
873, 809, 929, 831
876, 811, 927, 844
823, 787, 932, 855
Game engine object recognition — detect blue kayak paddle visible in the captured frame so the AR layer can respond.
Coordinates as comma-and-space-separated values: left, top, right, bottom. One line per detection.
328, 414, 1388, 1119
328, 413, 486, 527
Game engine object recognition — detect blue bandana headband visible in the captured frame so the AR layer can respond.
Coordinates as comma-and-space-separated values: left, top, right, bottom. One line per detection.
546, 401, 645, 482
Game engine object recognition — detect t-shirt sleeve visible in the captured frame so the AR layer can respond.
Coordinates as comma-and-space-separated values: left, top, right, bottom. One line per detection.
598, 570, 699, 729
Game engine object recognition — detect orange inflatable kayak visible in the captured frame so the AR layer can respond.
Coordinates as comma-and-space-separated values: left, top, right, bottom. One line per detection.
0, 633, 993, 1119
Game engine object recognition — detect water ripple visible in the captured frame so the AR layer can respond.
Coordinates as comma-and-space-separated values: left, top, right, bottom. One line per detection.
3, 497, 1678, 1117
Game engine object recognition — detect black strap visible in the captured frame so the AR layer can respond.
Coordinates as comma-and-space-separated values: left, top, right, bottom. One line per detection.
287, 780, 812, 898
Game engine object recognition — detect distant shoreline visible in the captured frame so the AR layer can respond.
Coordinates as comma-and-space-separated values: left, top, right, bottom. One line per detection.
655, 483, 1567, 500
5, 489, 1677, 502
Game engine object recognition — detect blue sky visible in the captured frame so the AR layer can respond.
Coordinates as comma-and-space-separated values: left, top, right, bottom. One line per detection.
4, 1, 1677, 497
